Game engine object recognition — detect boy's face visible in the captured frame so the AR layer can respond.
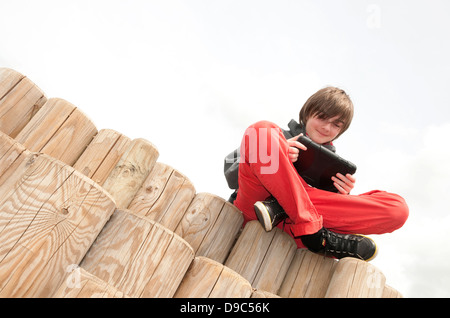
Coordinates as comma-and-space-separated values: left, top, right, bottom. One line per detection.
305, 114, 344, 144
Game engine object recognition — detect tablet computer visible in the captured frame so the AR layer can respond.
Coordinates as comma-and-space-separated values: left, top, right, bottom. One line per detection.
293, 135, 357, 192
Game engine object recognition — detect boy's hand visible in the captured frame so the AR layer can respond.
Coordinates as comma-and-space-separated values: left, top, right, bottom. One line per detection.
287, 133, 307, 163
332, 173, 356, 195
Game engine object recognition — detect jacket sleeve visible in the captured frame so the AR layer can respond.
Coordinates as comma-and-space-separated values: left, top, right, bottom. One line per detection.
224, 148, 240, 190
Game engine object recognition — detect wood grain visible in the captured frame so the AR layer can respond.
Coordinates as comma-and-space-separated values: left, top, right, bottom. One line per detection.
225, 221, 276, 283
0, 132, 27, 183
81, 209, 194, 298
53, 267, 128, 298
325, 257, 386, 298
279, 248, 337, 298
15, 98, 76, 151
0, 68, 24, 99
195, 200, 243, 263
40, 107, 97, 166
102, 138, 159, 209
139, 230, 195, 298
128, 161, 195, 231
0, 145, 36, 208
225, 220, 296, 295
209, 262, 253, 298
174, 256, 253, 298
175, 192, 243, 263
382, 284, 403, 298
15, 98, 97, 166
252, 226, 297, 294
73, 129, 131, 185
0, 154, 116, 297
251, 289, 280, 298
0, 74, 47, 138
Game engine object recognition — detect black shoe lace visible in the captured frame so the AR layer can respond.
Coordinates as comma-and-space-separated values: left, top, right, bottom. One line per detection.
322, 230, 361, 259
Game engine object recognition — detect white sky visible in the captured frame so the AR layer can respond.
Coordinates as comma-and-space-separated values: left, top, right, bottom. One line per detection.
1, 0, 450, 297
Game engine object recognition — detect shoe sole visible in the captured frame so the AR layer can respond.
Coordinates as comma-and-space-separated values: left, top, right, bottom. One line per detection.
359, 234, 378, 262
254, 201, 273, 232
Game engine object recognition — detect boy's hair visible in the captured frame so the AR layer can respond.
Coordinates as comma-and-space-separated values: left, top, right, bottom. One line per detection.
299, 86, 354, 140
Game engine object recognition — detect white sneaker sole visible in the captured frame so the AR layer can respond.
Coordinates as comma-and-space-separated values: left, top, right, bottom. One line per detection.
254, 201, 273, 232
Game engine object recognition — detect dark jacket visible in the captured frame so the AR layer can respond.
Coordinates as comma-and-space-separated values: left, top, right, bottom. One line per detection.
223, 119, 336, 190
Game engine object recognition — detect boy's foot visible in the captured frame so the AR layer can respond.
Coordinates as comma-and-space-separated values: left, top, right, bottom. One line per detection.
254, 196, 288, 232
300, 227, 378, 261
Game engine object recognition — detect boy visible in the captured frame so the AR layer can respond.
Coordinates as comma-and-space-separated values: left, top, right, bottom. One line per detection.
224, 87, 409, 261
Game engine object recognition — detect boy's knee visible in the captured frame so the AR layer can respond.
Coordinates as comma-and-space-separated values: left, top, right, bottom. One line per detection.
386, 193, 409, 231
241, 120, 284, 175
248, 120, 280, 131
245, 120, 281, 136
244, 120, 284, 146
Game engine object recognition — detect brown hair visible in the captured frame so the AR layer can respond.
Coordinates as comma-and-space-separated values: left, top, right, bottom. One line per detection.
299, 86, 354, 140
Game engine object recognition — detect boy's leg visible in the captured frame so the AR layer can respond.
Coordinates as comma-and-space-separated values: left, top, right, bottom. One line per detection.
278, 170, 409, 248
233, 120, 323, 237
302, 184, 409, 235
233, 120, 408, 255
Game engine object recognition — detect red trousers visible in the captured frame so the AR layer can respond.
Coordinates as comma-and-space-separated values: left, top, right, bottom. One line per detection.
233, 121, 409, 248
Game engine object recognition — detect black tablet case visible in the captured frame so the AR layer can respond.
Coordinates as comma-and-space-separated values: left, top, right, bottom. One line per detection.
293, 135, 357, 192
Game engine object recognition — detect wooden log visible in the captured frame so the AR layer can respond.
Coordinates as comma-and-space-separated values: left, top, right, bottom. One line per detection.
251, 289, 280, 298
278, 248, 337, 298
102, 138, 159, 209
208, 262, 253, 298
0, 153, 116, 297
0, 68, 25, 99
174, 256, 253, 298
0, 133, 36, 203
0, 70, 47, 138
15, 98, 97, 166
225, 221, 275, 283
40, 107, 97, 165
53, 267, 128, 298
252, 227, 297, 294
80, 209, 194, 298
382, 285, 403, 298
0, 130, 16, 153
15, 97, 74, 149
0, 131, 27, 181
73, 129, 131, 186
175, 192, 243, 264
128, 161, 196, 231
225, 220, 297, 295
174, 256, 222, 298
325, 257, 386, 298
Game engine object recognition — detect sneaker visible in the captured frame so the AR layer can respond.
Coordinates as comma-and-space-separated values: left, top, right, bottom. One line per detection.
254, 196, 288, 232
301, 228, 378, 261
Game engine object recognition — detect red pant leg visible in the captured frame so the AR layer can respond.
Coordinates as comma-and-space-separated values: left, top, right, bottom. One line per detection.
234, 121, 323, 237
303, 185, 409, 235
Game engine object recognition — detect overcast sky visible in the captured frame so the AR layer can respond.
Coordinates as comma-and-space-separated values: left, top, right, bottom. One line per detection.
1, 0, 450, 298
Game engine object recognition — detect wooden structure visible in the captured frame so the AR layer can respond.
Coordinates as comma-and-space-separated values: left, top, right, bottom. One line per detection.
0, 67, 403, 298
